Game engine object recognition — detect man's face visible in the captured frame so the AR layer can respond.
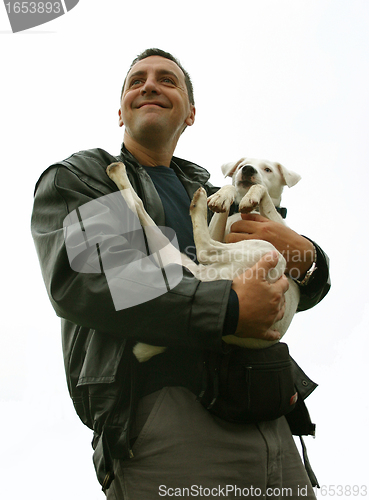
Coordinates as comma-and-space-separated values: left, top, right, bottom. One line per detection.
119, 56, 195, 146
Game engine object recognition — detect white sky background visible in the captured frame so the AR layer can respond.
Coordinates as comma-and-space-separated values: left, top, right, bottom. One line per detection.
1, 0, 368, 498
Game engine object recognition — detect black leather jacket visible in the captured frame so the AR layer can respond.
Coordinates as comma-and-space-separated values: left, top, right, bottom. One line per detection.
31, 145, 330, 490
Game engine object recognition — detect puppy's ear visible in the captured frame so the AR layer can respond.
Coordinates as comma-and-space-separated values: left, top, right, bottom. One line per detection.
221, 158, 247, 177
276, 163, 301, 188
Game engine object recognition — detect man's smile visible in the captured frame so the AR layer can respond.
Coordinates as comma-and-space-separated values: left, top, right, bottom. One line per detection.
136, 100, 168, 109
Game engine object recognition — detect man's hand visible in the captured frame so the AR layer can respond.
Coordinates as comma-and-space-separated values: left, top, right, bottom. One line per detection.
226, 213, 315, 279
231, 252, 289, 341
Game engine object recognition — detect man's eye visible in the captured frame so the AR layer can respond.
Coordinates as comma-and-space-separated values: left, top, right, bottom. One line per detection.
130, 79, 143, 87
162, 78, 175, 84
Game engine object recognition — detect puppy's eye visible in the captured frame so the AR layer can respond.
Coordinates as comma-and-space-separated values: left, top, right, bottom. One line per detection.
264, 168, 272, 173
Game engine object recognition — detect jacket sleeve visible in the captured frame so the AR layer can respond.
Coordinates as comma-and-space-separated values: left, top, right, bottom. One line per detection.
31, 165, 232, 351
297, 238, 331, 312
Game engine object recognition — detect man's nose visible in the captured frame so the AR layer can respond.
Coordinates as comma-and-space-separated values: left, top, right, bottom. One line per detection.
141, 76, 160, 95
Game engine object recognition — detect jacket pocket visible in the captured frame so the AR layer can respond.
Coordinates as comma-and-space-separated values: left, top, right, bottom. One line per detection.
77, 330, 126, 386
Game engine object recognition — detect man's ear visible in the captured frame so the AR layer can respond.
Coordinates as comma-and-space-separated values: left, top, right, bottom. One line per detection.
185, 105, 196, 127
118, 108, 124, 128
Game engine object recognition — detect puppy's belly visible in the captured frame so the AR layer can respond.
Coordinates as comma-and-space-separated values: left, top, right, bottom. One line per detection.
133, 236, 300, 359
195, 239, 286, 283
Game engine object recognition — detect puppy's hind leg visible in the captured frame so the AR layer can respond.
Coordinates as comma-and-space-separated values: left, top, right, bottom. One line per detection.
107, 162, 155, 228
107, 162, 182, 268
190, 188, 229, 264
107, 162, 175, 363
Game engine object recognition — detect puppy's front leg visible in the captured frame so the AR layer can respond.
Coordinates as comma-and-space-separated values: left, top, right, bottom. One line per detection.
259, 192, 285, 224
238, 184, 266, 213
239, 185, 284, 223
208, 212, 229, 242
207, 185, 237, 213
207, 185, 237, 242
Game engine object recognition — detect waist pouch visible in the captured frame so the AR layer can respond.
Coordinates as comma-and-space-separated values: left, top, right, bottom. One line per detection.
198, 342, 297, 423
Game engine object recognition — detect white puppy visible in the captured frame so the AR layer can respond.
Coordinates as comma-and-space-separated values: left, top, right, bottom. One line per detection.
208, 157, 301, 241
106, 159, 301, 362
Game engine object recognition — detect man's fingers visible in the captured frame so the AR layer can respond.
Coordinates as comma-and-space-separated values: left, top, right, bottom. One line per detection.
225, 232, 252, 243
240, 213, 269, 222
230, 213, 269, 232
228, 219, 257, 234
225, 218, 264, 242
275, 300, 286, 321
258, 329, 281, 342
253, 251, 280, 278
231, 251, 289, 341
281, 275, 289, 293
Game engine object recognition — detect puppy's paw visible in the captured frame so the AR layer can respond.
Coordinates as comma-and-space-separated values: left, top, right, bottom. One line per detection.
190, 187, 208, 212
239, 196, 259, 213
239, 185, 264, 213
133, 342, 166, 362
106, 162, 131, 191
207, 190, 234, 213
106, 161, 126, 177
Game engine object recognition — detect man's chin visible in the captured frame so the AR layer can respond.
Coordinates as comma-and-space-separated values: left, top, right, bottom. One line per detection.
136, 117, 171, 136
129, 121, 169, 145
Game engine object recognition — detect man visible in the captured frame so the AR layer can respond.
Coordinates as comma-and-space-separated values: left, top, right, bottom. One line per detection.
31, 49, 330, 498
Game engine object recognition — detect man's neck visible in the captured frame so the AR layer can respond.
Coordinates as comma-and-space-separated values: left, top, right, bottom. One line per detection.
123, 132, 174, 167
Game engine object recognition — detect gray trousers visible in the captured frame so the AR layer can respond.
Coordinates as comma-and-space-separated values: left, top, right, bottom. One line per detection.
106, 386, 316, 499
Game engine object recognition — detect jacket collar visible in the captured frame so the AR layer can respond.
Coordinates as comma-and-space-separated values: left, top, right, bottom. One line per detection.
119, 144, 211, 227
120, 144, 210, 219
120, 143, 211, 184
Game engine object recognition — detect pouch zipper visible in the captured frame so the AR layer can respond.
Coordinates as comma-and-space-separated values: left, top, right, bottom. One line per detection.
242, 359, 291, 371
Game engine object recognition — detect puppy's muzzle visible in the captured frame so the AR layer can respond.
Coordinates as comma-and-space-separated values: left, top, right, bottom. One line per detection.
238, 164, 258, 187
241, 164, 257, 178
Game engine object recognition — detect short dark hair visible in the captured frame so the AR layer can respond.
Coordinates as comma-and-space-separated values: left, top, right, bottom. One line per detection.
121, 48, 195, 105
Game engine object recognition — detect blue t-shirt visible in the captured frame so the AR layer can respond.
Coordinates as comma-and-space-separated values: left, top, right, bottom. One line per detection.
143, 165, 238, 336
143, 166, 196, 261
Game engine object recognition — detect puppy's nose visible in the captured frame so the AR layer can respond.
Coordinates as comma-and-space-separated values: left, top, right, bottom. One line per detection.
241, 165, 257, 177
